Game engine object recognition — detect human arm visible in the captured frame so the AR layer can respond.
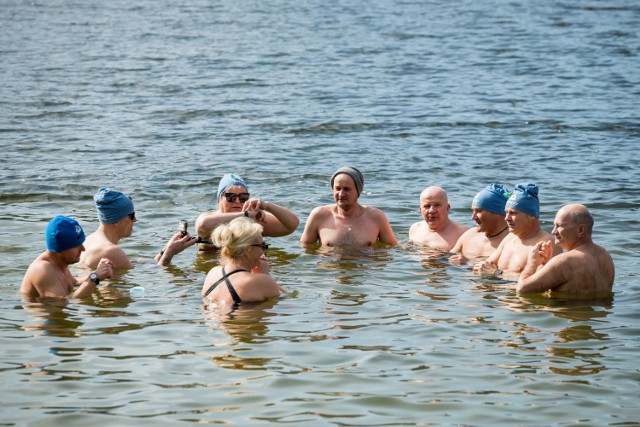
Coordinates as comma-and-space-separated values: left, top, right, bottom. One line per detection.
517, 243, 569, 294
155, 232, 198, 266
375, 210, 398, 246
71, 258, 114, 298
21, 257, 113, 299
195, 210, 247, 240
449, 232, 469, 264
473, 240, 504, 274
243, 199, 300, 237
300, 207, 322, 245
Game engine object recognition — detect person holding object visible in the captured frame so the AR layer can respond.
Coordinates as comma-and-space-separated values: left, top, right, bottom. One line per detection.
195, 174, 300, 251
300, 166, 397, 247
516, 204, 614, 294
201, 217, 287, 307
21, 215, 113, 298
450, 183, 511, 263
80, 187, 196, 270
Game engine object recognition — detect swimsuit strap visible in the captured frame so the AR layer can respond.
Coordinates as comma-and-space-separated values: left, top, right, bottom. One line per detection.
203, 266, 247, 297
224, 272, 243, 305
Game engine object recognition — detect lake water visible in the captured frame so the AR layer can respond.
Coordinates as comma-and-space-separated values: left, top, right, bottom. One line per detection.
1, 0, 639, 425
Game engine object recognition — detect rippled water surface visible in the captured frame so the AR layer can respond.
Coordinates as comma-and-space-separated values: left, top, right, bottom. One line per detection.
1, 0, 639, 425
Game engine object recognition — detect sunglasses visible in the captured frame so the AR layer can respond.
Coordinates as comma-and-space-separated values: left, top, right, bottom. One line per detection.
128, 212, 136, 220
224, 192, 250, 203
251, 242, 269, 251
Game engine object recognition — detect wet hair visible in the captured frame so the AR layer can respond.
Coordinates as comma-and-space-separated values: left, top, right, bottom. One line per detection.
211, 217, 263, 262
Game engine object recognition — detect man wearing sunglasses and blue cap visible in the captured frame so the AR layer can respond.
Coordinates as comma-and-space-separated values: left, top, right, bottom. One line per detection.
21, 215, 113, 298
450, 183, 511, 263
80, 188, 197, 269
195, 173, 300, 251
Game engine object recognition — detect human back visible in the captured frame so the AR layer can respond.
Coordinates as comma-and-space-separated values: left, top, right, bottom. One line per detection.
548, 243, 614, 293
201, 216, 286, 305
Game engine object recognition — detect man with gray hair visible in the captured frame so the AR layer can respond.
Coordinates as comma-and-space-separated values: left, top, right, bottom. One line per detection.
517, 204, 614, 294
300, 166, 397, 247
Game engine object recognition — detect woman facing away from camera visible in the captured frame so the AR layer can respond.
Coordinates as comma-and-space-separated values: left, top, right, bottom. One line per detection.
201, 217, 287, 307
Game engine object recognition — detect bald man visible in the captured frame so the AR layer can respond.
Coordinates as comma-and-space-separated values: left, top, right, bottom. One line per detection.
517, 204, 614, 294
409, 186, 468, 251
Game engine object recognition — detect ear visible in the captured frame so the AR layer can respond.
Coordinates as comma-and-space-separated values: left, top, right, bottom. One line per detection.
577, 224, 586, 238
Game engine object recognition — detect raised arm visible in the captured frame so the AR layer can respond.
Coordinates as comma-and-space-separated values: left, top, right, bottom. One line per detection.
195, 210, 246, 240
244, 199, 300, 237
155, 232, 198, 266
516, 241, 567, 293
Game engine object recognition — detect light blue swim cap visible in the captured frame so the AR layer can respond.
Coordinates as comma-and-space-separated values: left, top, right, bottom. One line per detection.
505, 183, 540, 218
472, 184, 511, 215
94, 187, 135, 224
217, 174, 249, 200
45, 215, 85, 252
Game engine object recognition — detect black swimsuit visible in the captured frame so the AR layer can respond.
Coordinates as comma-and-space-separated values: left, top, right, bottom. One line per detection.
203, 267, 246, 306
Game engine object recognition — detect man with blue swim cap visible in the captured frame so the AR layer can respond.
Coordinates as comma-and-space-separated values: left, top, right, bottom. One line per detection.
409, 186, 469, 251
474, 183, 561, 276
21, 215, 114, 298
195, 173, 300, 251
300, 166, 397, 247
450, 183, 511, 262
80, 188, 197, 269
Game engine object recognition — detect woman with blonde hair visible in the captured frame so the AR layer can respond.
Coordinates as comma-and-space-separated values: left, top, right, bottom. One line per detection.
201, 217, 287, 307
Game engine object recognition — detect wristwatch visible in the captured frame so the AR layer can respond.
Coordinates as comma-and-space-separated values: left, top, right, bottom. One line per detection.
88, 272, 100, 285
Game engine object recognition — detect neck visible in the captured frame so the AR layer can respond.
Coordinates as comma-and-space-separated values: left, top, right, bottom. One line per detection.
227, 257, 253, 271
45, 251, 70, 270
486, 225, 508, 238
338, 204, 360, 218
99, 223, 124, 244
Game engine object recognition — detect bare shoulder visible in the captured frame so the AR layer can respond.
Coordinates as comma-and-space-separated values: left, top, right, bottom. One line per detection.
362, 205, 388, 220
452, 220, 470, 232
309, 204, 335, 219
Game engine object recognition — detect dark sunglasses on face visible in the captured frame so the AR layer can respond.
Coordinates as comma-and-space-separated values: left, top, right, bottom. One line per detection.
224, 192, 250, 203
128, 212, 136, 220
251, 242, 269, 251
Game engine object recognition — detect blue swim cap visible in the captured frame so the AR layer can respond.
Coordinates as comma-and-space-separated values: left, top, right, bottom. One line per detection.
505, 183, 540, 218
472, 184, 511, 215
45, 215, 85, 252
217, 174, 249, 201
94, 187, 135, 224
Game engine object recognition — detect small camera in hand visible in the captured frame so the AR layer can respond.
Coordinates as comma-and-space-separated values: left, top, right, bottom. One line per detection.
178, 219, 188, 237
